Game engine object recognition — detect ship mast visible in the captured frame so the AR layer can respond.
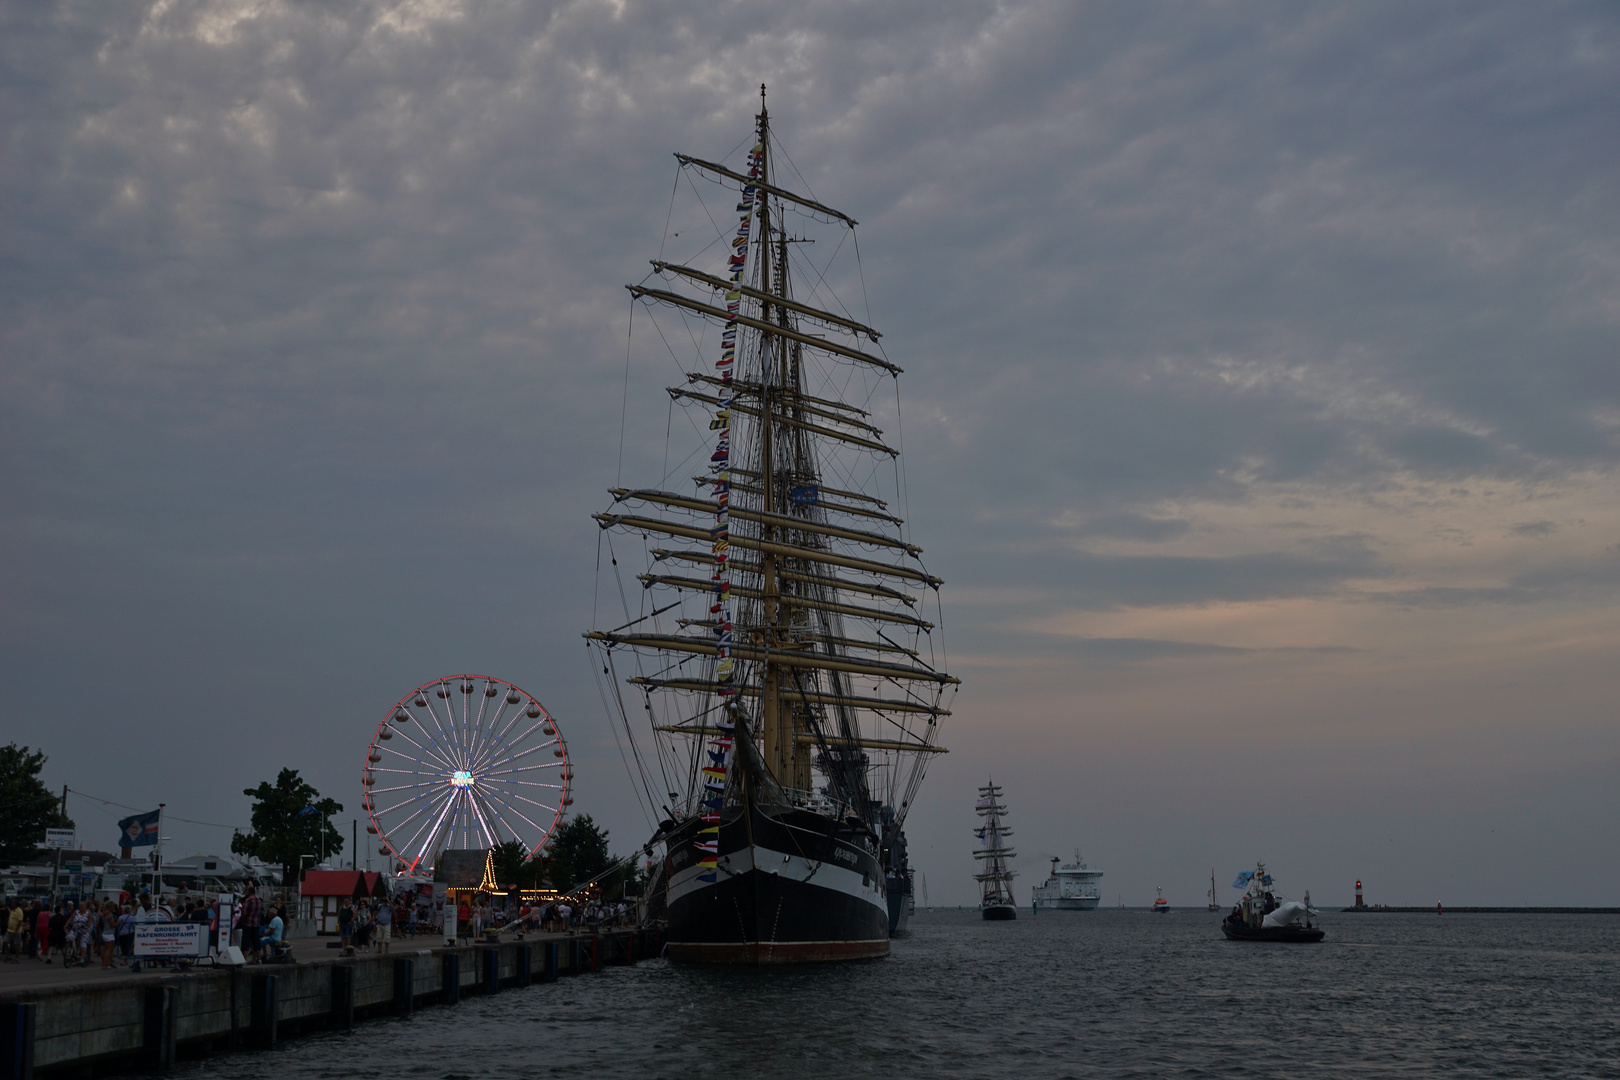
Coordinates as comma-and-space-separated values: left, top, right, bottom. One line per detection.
590, 92, 958, 833
756, 86, 787, 787
973, 781, 1017, 905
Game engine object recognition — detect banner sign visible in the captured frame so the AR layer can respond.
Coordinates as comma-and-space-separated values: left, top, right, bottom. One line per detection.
217, 896, 236, 947
133, 921, 207, 958
44, 828, 75, 849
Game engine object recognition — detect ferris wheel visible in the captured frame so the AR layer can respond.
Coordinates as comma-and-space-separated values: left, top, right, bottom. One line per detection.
363, 674, 571, 874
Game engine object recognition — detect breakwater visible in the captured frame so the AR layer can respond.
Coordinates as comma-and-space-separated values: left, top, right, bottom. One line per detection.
0, 931, 655, 1079
1338, 906, 1620, 913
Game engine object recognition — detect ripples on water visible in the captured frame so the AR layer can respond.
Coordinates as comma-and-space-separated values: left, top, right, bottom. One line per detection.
172, 910, 1619, 1079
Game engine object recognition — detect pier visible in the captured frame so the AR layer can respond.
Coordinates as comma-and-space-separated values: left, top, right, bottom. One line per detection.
0, 930, 656, 1079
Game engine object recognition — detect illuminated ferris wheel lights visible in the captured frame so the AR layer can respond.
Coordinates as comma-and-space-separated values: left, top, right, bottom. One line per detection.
366, 675, 569, 872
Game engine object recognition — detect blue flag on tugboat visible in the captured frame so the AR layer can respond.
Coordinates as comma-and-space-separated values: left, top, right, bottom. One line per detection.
117, 809, 161, 848
1232, 870, 1255, 889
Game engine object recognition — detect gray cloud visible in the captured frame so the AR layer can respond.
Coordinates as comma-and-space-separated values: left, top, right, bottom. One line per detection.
963, 633, 1362, 665
1370, 544, 1620, 607
1076, 513, 1192, 543
975, 541, 1386, 612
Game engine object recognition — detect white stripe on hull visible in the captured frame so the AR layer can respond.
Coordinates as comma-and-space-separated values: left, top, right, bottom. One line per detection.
1038, 897, 1101, 910
668, 840, 889, 918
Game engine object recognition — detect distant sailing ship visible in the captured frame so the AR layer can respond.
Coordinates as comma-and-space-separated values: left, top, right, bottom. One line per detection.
588, 89, 957, 963
1207, 868, 1219, 912
973, 782, 1018, 920
1031, 851, 1103, 910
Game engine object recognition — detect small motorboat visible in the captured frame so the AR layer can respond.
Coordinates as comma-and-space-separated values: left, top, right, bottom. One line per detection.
1220, 862, 1324, 942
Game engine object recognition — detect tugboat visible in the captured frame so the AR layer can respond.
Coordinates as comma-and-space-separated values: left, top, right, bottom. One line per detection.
1220, 862, 1325, 942
973, 781, 1018, 920
1151, 886, 1169, 913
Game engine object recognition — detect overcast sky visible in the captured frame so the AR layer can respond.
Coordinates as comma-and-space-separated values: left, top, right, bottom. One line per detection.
5, 1, 1618, 906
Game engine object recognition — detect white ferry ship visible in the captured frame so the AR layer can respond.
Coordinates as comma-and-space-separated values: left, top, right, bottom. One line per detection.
1031, 852, 1103, 910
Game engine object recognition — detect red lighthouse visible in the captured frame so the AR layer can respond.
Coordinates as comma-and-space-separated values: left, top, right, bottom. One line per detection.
1354, 880, 1364, 908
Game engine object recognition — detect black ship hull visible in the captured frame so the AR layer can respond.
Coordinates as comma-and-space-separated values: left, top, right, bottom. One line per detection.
981, 903, 1018, 921
1221, 919, 1325, 943
662, 803, 890, 963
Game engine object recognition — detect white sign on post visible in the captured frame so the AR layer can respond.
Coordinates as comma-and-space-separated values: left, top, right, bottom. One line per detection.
44, 829, 75, 849
133, 921, 207, 958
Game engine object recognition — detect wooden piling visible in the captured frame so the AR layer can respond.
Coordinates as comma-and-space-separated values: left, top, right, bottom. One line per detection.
441, 953, 460, 1005
249, 974, 277, 1048
392, 958, 414, 1016
329, 965, 353, 1030
0, 1002, 35, 1080
481, 949, 499, 995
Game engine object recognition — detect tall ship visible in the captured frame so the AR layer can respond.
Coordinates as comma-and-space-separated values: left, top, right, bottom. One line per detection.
1031, 851, 1103, 910
973, 782, 1018, 920
587, 89, 957, 963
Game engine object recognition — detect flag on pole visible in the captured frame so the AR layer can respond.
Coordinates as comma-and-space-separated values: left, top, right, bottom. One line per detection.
117, 809, 161, 848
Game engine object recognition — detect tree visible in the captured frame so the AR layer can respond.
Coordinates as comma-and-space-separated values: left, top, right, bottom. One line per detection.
0, 744, 70, 867
231, 769, 342, 885
545, 815, 612, 893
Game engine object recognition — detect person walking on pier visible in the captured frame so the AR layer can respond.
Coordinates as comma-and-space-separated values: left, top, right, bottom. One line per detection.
3, 900, 21, 963
64, 902, 91, 967
45, 904, 66, 964
338, 899, 355, 955
239, 886, 263, 961
116, 905, 135, 959
353, 903, 372, 952
35, 905, 51, 962
373, 897, 392, 953
97, 901, 118, 969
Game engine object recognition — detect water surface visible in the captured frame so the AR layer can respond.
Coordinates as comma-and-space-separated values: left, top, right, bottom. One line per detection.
170, 909, 1620, 1078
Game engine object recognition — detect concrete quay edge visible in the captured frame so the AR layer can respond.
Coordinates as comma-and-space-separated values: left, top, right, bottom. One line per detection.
0, 929, 658, 1079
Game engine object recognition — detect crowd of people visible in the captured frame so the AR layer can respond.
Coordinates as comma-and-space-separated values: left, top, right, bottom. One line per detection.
447, 896, 636, 937
1, 886, 640, 972
322, 892, 637, 953
0, 885, 300, 970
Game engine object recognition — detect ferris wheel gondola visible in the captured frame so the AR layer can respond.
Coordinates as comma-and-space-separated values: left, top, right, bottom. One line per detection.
362, 674, 571, 874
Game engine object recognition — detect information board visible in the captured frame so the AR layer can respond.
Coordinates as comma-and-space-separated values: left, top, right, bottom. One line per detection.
133, 921, 207, 958
44, 829, 75, 849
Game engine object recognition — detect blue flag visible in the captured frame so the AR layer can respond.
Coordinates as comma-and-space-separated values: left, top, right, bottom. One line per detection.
117, 809, 161, 848
294, 805, 320, 819
1232, 870, 1255, 889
